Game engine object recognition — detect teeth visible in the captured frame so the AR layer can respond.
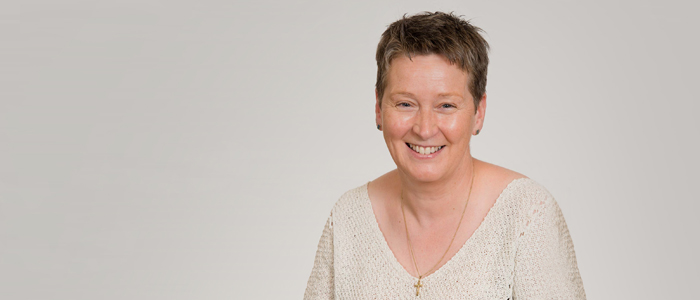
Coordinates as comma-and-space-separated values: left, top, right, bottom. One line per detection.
409, 144, 443, 155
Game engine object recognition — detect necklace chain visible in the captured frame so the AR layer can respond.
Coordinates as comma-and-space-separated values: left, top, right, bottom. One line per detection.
400, 165, 476, 296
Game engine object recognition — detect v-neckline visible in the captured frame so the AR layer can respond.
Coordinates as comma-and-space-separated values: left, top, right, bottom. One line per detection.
360, 177, 530, 283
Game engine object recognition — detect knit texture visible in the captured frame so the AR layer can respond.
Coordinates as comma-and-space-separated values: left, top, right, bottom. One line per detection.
304, 178, 586, 299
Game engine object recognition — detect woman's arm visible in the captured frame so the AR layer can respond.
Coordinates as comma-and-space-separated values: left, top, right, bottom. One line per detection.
303, 213, 334, 300
513, 192, 586, 299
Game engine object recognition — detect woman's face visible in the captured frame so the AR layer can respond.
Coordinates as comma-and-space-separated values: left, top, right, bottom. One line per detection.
376, 54, 485, 183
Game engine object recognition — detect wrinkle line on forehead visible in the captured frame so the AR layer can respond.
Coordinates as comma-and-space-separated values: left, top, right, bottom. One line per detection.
390, 92, 417, 98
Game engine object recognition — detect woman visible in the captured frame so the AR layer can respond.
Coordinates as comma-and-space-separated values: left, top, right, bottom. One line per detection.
304, 12, 585, 299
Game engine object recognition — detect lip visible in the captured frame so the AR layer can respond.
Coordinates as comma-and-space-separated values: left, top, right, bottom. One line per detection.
405, 142, 445, 158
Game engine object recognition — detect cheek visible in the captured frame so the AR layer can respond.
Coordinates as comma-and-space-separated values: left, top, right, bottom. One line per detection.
384, 112, 411, 135
440, 115, 472, 141
381, 116, 402, 147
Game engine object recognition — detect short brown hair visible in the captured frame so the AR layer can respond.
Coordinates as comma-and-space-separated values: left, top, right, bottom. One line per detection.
375, 12, 490, 109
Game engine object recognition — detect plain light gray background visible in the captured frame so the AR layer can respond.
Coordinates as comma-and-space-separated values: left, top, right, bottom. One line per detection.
2, 0, 699, 299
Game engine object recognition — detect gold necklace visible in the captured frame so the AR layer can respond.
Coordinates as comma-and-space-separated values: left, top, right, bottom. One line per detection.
400, 166, 475, 296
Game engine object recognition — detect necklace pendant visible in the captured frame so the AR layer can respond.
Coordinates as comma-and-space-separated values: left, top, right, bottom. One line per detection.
414, 278, 423, 296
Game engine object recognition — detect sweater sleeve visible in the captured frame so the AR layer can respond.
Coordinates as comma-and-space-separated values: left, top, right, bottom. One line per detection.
513, 192, 586, 299
303, 213, 334, 300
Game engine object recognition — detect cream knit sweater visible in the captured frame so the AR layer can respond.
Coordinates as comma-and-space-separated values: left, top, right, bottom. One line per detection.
304, 178, 586, 299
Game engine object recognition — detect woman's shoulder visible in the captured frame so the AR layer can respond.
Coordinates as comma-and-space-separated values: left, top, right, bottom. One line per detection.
325, 170, 400, 221
329, 182, 371, 216
366, 169, 400, 206
475, 159, 555, 206
475, 159, 527, 184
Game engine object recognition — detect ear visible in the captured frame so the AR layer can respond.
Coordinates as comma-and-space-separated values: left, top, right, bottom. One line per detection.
474, 94, 487, 135
375, 89, 382, 130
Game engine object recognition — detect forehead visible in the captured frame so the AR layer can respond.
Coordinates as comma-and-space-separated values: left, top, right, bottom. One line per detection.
386, 54, 470, 98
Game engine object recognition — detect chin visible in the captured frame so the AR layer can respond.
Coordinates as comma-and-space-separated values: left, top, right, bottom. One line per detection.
401, 166, 446, 183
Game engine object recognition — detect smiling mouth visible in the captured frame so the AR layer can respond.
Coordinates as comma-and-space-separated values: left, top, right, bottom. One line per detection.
406, 143, 445, 155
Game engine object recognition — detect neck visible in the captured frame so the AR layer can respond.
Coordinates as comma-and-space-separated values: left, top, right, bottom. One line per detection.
399, 157, 477, 227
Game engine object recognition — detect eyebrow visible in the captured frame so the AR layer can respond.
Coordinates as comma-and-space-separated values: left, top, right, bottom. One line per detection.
390, 92, 464, 99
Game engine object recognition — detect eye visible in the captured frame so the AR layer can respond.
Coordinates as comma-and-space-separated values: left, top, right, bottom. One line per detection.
441, 103, 456, 109
397, 102, 412, 107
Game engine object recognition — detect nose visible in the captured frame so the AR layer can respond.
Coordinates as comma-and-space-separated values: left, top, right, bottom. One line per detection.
412, 107, 438, 139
